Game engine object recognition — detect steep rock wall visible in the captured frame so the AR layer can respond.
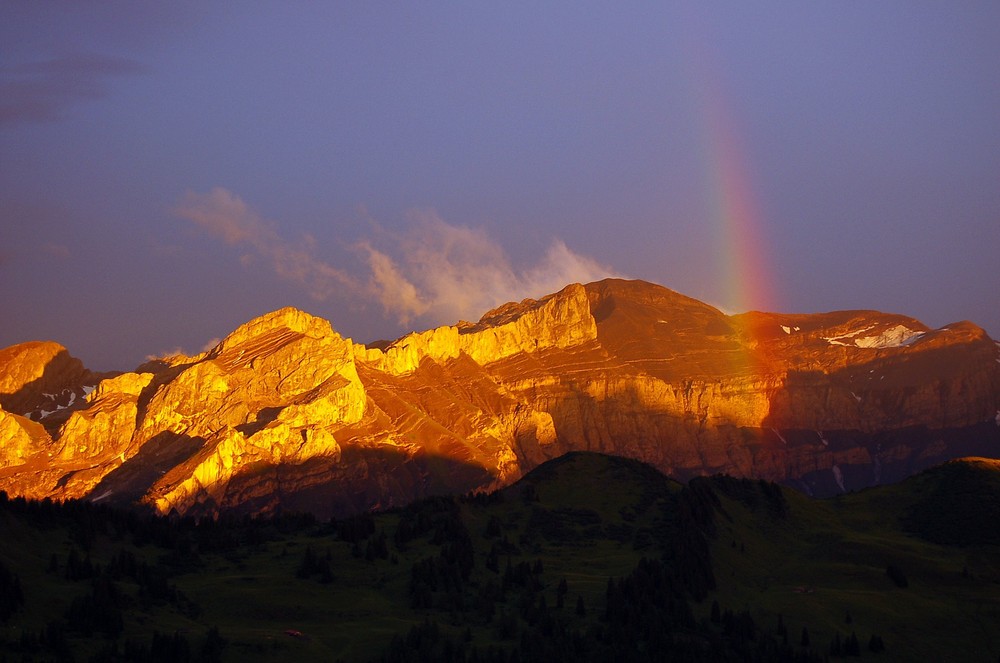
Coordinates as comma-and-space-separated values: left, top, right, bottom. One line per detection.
1, 278, 997, 514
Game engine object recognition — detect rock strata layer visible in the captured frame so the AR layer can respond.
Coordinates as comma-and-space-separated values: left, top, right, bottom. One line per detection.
1, 279, 998, 516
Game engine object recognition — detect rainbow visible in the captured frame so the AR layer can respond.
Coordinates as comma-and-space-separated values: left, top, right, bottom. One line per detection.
701, 94, 775, 316
681, 23, 778, 318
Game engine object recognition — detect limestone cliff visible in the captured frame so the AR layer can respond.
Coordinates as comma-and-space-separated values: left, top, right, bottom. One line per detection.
0, 279, 997, 515
358, 283, 596, 374
0, 408, 51, 469
0, 341, 102, 428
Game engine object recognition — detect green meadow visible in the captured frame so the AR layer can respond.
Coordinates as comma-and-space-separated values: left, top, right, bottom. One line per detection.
1, 453, 998, 661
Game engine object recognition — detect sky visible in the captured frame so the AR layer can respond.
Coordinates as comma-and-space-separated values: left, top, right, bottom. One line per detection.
2, 2, 999, 372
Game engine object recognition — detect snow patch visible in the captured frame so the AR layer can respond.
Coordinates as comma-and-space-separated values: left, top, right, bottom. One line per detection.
857, 326, 924, 348
851, 391, 862, 403
824, 324, 924, 349
771, 428, 788, 445
816, 431, 828, 447
825, 325, 875, 346
91, 490, 113, 503
781, 325, 791, 335
82, 385, 96, 396
832, 465, 846, 493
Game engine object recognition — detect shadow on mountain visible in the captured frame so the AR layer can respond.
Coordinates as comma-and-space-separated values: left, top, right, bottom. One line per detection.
183, 445, 496, 520
234, 406, 283, 437
760, 362, 1000, 497
0, 346, 91, 422
132, 360, 198, 433
88, 431, 207, 507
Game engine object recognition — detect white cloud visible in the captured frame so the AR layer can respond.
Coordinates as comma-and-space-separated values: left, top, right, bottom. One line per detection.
360, 210, 623, 325
176, 188, 622, 329
144, 347, 186, 362
359, 241, 428, 324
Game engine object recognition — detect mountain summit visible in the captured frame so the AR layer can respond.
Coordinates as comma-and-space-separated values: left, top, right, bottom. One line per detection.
1, 279, 998, 517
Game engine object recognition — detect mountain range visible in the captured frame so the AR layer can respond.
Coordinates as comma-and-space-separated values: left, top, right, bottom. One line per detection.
1, 278, 998, 518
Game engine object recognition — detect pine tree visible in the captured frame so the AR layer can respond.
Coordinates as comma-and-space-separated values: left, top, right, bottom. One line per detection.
886, 563, 908, 588
296, 546, 317, 579
485, 515, 502, 538
0, 561, 25, 622
486, 545, 499, 573
846, 631, 861, 656
200, 626, 227, 663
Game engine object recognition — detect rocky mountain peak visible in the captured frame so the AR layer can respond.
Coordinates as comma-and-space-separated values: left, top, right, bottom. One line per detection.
1, 279, 997, 517
208, 306, 341, 357
358, 282, 596, 375
0, 340, 101, 426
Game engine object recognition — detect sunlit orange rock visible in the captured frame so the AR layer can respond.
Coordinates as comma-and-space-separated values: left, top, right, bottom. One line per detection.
0, 341, 101, 427
0, 279, 997, 516
358, 283, 596, 374
0, 408, 51, 468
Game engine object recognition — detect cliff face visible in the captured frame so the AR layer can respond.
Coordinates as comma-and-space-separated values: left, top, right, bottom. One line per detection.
1, 279, 998, 515
0, 341, 102, 429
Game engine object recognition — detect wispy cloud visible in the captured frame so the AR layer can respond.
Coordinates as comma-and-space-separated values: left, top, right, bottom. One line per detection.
0, 53, 145, 126
144, 337, 223, 363
176, 188, 621, 329
41, 243, 71, 259
360, 210, 622, 324
175, 188, 359, 300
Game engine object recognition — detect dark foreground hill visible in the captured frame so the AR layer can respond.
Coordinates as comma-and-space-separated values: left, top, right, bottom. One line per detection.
1, 452, 998, 662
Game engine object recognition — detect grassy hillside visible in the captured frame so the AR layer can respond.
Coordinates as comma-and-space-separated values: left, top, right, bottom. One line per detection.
1, 452, 998, 661
707, 463, 1000, 661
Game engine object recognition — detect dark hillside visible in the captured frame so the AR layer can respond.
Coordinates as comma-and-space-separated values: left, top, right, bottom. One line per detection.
898, 457, 1000, 545
0, 453, 998, 661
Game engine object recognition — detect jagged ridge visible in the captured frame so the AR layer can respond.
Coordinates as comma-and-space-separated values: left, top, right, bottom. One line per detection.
1, 278, 998, 517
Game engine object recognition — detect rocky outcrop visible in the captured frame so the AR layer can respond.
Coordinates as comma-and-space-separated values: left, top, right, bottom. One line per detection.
0, 279, 997, 515
0, 341, 100, 427
0, 408, 52, 468
358, 283, 597, 374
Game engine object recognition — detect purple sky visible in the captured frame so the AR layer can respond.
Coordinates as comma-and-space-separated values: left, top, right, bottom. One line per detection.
2, 3, 999, 371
